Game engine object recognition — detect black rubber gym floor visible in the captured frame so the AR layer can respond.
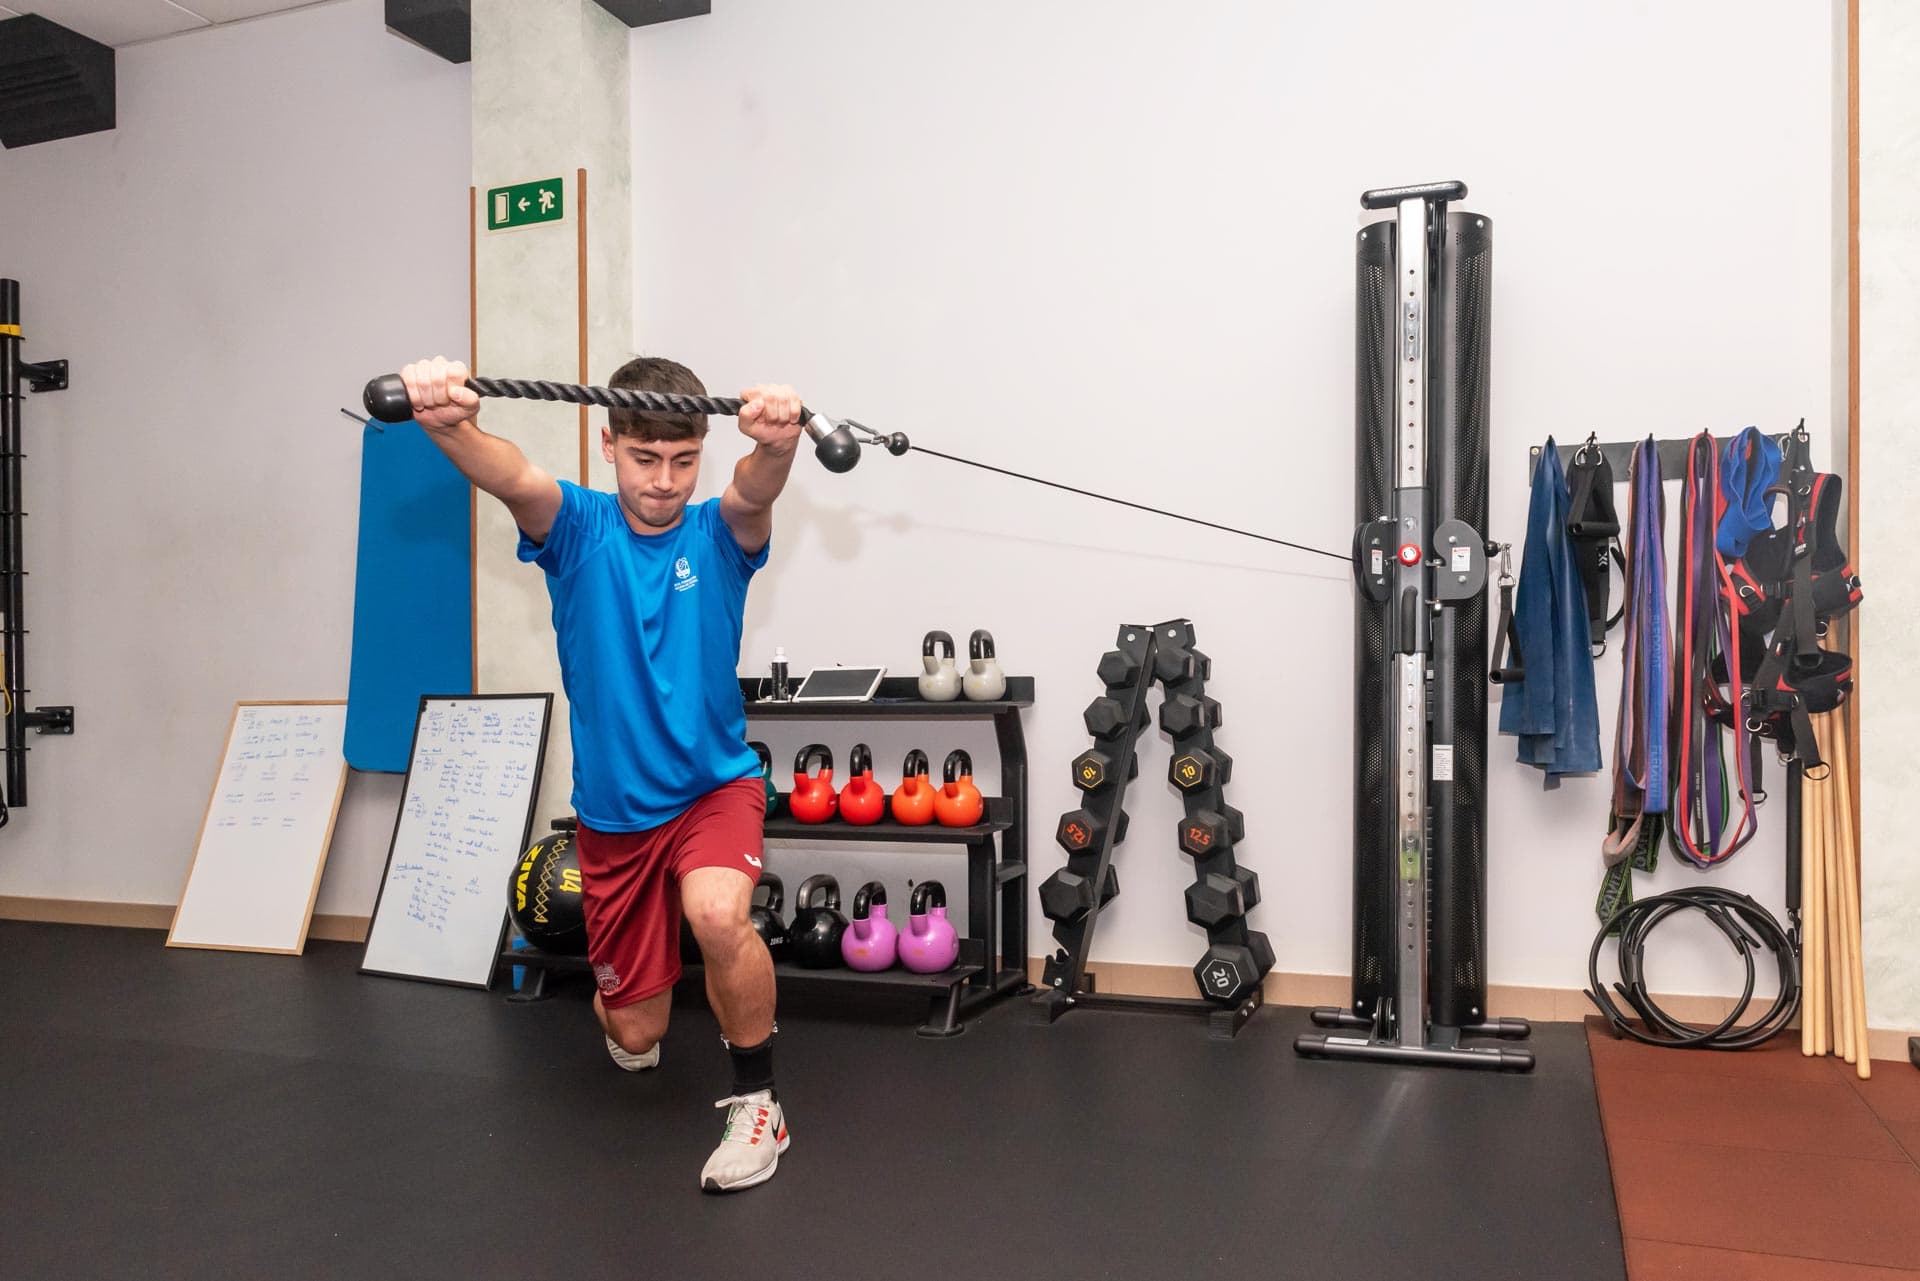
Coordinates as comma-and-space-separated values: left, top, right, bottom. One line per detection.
0, 921, 1623, 1281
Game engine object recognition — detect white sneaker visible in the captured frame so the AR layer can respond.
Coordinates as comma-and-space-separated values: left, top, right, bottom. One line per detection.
699, 1090, 789, 1192
606, 1034, 660, 1072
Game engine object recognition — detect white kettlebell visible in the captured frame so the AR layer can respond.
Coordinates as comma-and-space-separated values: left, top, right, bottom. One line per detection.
963, 628, 1007, 701
917, 630, 961, 701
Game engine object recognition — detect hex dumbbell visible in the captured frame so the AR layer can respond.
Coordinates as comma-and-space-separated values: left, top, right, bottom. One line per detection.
1176, 806, 1246, 857
1072, 749, 1140, 794
1153, 646, 1197, 684
1183, 867, 1262, 928
1083, 696, 1134, 738
1096, 649, 1143, 689
1191, 933, 1275, 1004
1168, 747, 1233, 793
1038, 864, 1121, 923
1160, 694, 1222, 738
1056, 807, 1130, 855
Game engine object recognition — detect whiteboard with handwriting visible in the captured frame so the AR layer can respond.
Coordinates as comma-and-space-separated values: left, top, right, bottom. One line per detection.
360, 694, 553, 987
168, 701, 350, 954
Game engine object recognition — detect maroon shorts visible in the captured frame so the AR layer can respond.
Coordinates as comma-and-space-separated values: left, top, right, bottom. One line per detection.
576, 777, 765, 1009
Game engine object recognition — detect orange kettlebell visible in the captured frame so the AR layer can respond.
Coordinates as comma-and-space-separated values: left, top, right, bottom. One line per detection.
890, 749, 936, 826
933, 749, 985, 827
789, 743, 838, 824
839, 743, 886, 825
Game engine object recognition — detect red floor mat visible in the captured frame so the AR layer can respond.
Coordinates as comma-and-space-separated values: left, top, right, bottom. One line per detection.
1587, 1018, 1920, 1277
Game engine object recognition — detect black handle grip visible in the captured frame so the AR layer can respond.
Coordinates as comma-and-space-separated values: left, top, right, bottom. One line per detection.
1783, 760, 1803, 915
1360, 180, 1468, 210
363, 374, 414, 424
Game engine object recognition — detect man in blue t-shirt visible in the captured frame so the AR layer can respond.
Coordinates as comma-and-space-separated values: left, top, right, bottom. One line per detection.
400, 353, 797, 1193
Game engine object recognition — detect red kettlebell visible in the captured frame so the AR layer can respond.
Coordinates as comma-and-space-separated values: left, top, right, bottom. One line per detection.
890, 748, 936, 826
789, 744, 838, 824
933, 749, 984, 827
839, 743, 886, 826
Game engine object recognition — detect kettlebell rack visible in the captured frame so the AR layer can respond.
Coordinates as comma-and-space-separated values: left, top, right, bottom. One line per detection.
1035, 620, 1273, 1040
496, 677, 1034, 1037
738, 676, 1034, 1035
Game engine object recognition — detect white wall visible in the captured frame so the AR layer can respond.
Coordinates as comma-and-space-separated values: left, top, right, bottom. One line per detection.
0, 0, 470, 916
629, 0, 1841, 997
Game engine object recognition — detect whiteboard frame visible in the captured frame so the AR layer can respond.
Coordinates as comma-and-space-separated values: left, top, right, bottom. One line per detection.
359, 692, 554, 989
167, 699, 351, 955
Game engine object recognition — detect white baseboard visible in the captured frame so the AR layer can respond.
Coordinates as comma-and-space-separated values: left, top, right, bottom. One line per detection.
0, 896, 370, 943
1024, 957, 1920, 1063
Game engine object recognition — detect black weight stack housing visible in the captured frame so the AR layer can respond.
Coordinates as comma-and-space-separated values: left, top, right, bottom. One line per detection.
1351, 211, 1493, 1029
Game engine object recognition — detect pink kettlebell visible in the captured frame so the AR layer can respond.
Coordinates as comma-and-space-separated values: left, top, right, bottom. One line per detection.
840, 881, 898, 971
898, 880, 959, 974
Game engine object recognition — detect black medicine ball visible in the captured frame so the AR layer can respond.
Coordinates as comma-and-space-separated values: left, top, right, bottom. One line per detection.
507, 834, 589, 955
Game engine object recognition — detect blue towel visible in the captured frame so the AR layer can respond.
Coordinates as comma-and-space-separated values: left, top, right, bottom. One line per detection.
1500, 437, 1602, 780
1716, 426, 1782, 559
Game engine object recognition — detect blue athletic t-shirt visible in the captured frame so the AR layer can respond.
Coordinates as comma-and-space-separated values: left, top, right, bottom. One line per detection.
517, 481, 767, 831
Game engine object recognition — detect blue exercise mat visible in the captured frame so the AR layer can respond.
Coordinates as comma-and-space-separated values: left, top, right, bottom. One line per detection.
345, 419, 473, 772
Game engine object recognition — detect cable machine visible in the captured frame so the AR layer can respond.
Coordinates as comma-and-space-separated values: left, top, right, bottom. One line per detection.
1294, 183, 1533, 1071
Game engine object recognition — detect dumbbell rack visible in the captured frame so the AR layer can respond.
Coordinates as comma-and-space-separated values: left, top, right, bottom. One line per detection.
498, 677, 1033, 1037
1035, 620, 1271, 1040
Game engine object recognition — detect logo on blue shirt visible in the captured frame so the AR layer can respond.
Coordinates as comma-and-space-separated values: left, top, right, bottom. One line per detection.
673, 556, 699, 592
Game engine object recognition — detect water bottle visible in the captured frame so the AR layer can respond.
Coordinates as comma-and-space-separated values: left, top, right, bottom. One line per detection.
769, 647, 791, 701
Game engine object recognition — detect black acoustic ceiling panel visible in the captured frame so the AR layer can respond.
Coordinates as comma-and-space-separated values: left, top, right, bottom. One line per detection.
385, 0, 471, 64
384, 1, 705, 64
593, 1, 711, 26
0, 14, 115, 149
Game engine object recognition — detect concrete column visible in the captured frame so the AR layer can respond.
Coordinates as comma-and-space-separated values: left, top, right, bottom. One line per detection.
1857, 0, 1920, 1035
470, 0, 632, 829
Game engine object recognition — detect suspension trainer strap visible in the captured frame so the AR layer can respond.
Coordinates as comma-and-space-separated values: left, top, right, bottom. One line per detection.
1668, 433, 1758, 869
1490, 544, 1524, 685
1566, 446, 1625, 651
1742, 426, 1860, 769
1599, 438, 1669, 922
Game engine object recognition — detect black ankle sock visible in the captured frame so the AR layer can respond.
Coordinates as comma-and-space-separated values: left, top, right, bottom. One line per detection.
726, 1034, 776, 1100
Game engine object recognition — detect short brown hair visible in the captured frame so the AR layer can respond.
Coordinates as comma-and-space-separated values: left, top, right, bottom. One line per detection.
607, 355, 708, 442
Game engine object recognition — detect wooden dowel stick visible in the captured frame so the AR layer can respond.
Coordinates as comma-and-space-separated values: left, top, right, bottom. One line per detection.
1833, 705, 1871, 1080
1801, 759, 1819, 1057
1822, 719, 1856, 1063
1807, 757, 1829, 1057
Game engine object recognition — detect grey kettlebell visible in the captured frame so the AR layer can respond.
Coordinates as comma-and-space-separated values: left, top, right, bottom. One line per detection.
790, 874, 849, 969
962, 629, 1007, 701
917, 630, 961, 702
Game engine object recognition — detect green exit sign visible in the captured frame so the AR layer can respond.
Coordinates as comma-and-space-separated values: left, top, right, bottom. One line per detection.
486, 177, 564, 230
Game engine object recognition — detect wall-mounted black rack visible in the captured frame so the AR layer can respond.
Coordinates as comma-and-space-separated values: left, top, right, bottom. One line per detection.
0, 278, 76, 816
1527, 425, 1799, 482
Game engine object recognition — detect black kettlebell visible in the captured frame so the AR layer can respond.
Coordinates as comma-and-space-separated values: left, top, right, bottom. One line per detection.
751, 872, 789, 959
790, 874, 849, 969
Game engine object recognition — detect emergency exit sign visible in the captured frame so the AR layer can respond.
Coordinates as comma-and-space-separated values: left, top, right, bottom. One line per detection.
486, 177, 564, 230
